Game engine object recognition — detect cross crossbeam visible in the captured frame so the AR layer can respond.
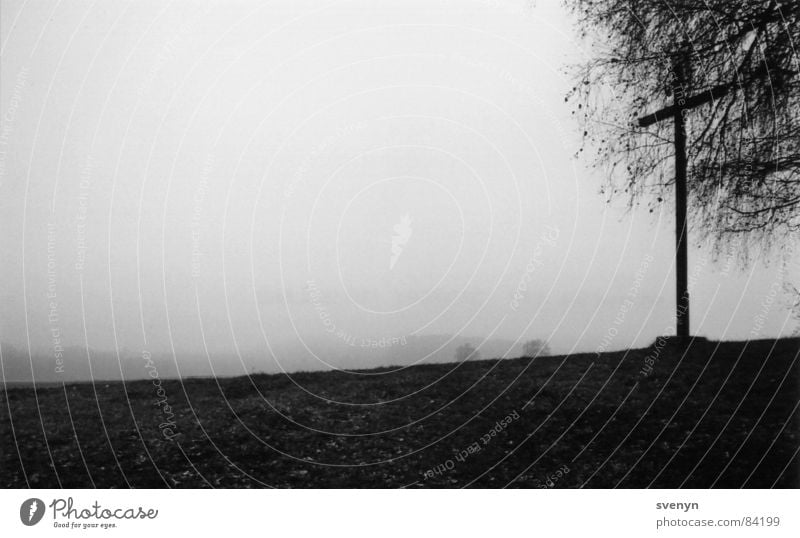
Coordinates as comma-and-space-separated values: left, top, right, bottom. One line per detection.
638, 82, 733, 127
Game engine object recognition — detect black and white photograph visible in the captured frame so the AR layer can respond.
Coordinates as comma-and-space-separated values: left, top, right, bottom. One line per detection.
1, 0, 799, 534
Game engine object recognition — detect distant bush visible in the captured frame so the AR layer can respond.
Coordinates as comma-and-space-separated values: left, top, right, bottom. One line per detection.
455, 343, 480, 362
522, 339, 550, 358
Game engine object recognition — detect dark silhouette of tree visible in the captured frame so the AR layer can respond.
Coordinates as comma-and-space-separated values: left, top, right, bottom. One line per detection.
565, 0, 799, 261
522, 339, 551, 357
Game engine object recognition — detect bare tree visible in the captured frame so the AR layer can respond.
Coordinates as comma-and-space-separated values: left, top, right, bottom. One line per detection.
565, 0, 800, 262
522, 339, 551, 358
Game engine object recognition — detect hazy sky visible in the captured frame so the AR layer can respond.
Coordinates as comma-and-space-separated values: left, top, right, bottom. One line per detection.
2, 0, 798, 375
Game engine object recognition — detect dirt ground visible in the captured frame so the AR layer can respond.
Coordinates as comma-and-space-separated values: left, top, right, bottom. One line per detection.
2, 337, 798, 488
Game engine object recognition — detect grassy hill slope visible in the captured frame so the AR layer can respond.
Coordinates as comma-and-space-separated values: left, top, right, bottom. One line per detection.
2, 337, 798, 488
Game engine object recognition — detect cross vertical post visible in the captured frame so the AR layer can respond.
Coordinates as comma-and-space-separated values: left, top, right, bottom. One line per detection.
638, 48, 717, 340
673, 54, 690, 338
638, 48, 736, 340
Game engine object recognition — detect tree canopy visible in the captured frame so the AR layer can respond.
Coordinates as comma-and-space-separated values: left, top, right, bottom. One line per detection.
566, 0, 800, 261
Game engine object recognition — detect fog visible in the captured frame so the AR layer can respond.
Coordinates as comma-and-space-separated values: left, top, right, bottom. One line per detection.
2, 0, 797, 382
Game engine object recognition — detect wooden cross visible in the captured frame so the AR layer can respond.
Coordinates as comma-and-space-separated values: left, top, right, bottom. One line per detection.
637, 48, 732, 339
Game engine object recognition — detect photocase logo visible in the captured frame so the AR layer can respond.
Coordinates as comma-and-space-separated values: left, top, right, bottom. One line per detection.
20, 498, 45, 526
390, 214, 413, 270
